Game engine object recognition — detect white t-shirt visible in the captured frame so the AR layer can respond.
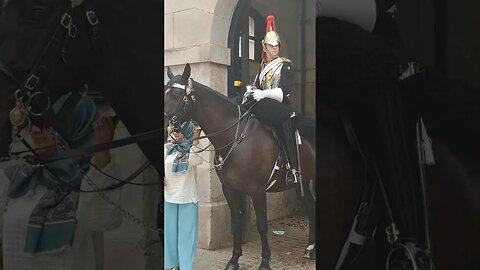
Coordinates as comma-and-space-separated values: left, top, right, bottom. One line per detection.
164, 140, 204, 204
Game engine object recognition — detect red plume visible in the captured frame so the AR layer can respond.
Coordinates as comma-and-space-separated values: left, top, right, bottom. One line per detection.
265, 15, 276, 32
262, 15, 277, 62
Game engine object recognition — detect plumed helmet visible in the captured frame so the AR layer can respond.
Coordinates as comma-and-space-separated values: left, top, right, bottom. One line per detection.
262, 15, 281, 61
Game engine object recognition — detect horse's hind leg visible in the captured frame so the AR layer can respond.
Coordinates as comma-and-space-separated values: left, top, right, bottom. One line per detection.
222, 184, 243, 270
296, 182, 316, 260
251, 191, 272, 270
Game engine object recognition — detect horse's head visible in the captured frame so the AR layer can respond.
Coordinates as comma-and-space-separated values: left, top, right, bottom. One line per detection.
164, 64, 196, 133
0, 0, 101, 158
0, 0, 96, 81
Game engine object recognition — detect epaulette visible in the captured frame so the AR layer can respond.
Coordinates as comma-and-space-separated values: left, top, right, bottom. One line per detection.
281, 57, 291, 63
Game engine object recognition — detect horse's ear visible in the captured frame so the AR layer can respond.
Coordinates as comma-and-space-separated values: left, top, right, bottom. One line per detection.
182, 63, 191, 83
167, 67, 174, 79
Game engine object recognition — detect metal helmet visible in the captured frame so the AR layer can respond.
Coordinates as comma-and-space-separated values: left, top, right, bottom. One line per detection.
262, 15, 281, 61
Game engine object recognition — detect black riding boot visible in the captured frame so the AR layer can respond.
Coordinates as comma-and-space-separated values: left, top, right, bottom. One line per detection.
278, 116, 301, 185
376, 89, 432, 270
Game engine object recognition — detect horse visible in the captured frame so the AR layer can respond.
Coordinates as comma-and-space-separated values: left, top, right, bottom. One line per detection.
313, 16, 480, 269
0, 0, 164, 265
164, 64, 317, 270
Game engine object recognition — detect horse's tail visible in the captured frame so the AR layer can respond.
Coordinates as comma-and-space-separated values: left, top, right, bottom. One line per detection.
297, 114, 316, 142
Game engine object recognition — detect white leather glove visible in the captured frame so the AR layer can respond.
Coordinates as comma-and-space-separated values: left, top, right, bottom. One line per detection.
252, 90, 266, 101
246, 85, 257, 92
253, 88, 284, 102
242, 85, 256, 104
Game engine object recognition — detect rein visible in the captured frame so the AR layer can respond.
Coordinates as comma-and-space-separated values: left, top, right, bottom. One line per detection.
30, 128, 163, 164
184, 105, 254, 154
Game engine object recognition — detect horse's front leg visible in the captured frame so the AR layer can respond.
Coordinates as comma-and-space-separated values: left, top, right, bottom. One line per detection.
252, 191, 272, 270
222, 184, 243, 270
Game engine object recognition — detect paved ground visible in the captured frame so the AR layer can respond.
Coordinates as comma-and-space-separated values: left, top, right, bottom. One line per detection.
195, 214, 316, 270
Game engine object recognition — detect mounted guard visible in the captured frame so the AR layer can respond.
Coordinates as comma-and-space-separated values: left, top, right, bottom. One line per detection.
242, 15, 300, 185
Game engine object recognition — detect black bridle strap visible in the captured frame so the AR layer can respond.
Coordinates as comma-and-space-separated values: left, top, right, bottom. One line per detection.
42, 159, 152, 192
17, 0, 74, 97
80, 160, 153, 192
88, 161, 160, 187
31, 128, 163, 164
83, 0, 104, 54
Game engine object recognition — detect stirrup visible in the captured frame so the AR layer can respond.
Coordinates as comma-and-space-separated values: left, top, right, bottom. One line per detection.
286, 169, 300, 185
387, 242, 432, 270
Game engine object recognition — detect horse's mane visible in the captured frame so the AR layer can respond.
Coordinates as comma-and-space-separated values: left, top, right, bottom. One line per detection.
191, 79, 245, 118
192, 79, 237, 106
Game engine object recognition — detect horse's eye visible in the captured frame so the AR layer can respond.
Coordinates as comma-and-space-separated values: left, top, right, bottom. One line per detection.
26, 0, 52, 23
172, 90, 182, 97
31, 4, 47, 21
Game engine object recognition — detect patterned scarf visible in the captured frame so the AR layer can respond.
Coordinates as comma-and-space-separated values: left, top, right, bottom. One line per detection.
4, 92, 97, 254
165, 121, 196, 173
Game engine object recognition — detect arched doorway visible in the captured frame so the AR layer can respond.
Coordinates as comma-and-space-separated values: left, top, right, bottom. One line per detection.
228, 0, 315, 118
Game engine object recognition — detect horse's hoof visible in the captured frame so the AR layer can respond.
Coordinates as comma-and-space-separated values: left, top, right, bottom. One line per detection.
304, 248, 316, 260
224, 262, 240, 270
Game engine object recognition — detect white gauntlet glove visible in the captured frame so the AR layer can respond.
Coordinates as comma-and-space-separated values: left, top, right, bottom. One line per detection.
242, 85, 257, 104
246, 85, 256, 92
253, 88, 284, 102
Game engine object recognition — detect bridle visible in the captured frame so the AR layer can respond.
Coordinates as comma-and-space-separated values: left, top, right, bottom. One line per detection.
164, 78, 196, 135
1, 0, 102, 152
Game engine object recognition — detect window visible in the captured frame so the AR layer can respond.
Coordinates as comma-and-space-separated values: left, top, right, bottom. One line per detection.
238, 10, 264, 63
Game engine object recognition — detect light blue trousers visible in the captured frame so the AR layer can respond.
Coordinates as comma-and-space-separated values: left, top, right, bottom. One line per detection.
164, 201, 198, 270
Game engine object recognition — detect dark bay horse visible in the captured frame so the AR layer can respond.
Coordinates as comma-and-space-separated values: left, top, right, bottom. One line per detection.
164, 64, 317, 270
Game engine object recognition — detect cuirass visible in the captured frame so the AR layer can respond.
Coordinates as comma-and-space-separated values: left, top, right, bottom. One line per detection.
261, 63, 283, 89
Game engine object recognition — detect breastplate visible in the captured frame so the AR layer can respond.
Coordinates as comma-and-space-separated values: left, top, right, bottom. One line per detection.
261, 64, 282, 89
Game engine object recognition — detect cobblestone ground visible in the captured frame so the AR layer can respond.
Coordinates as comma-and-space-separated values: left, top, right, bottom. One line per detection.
195, 215, 316, 270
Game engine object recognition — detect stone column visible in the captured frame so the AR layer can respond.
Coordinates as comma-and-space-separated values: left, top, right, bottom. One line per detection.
164, 0, 238, 250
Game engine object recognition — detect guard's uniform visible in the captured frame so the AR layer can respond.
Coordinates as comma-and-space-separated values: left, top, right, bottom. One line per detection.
243, 15, 300, 185
251, 57, 294, 126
